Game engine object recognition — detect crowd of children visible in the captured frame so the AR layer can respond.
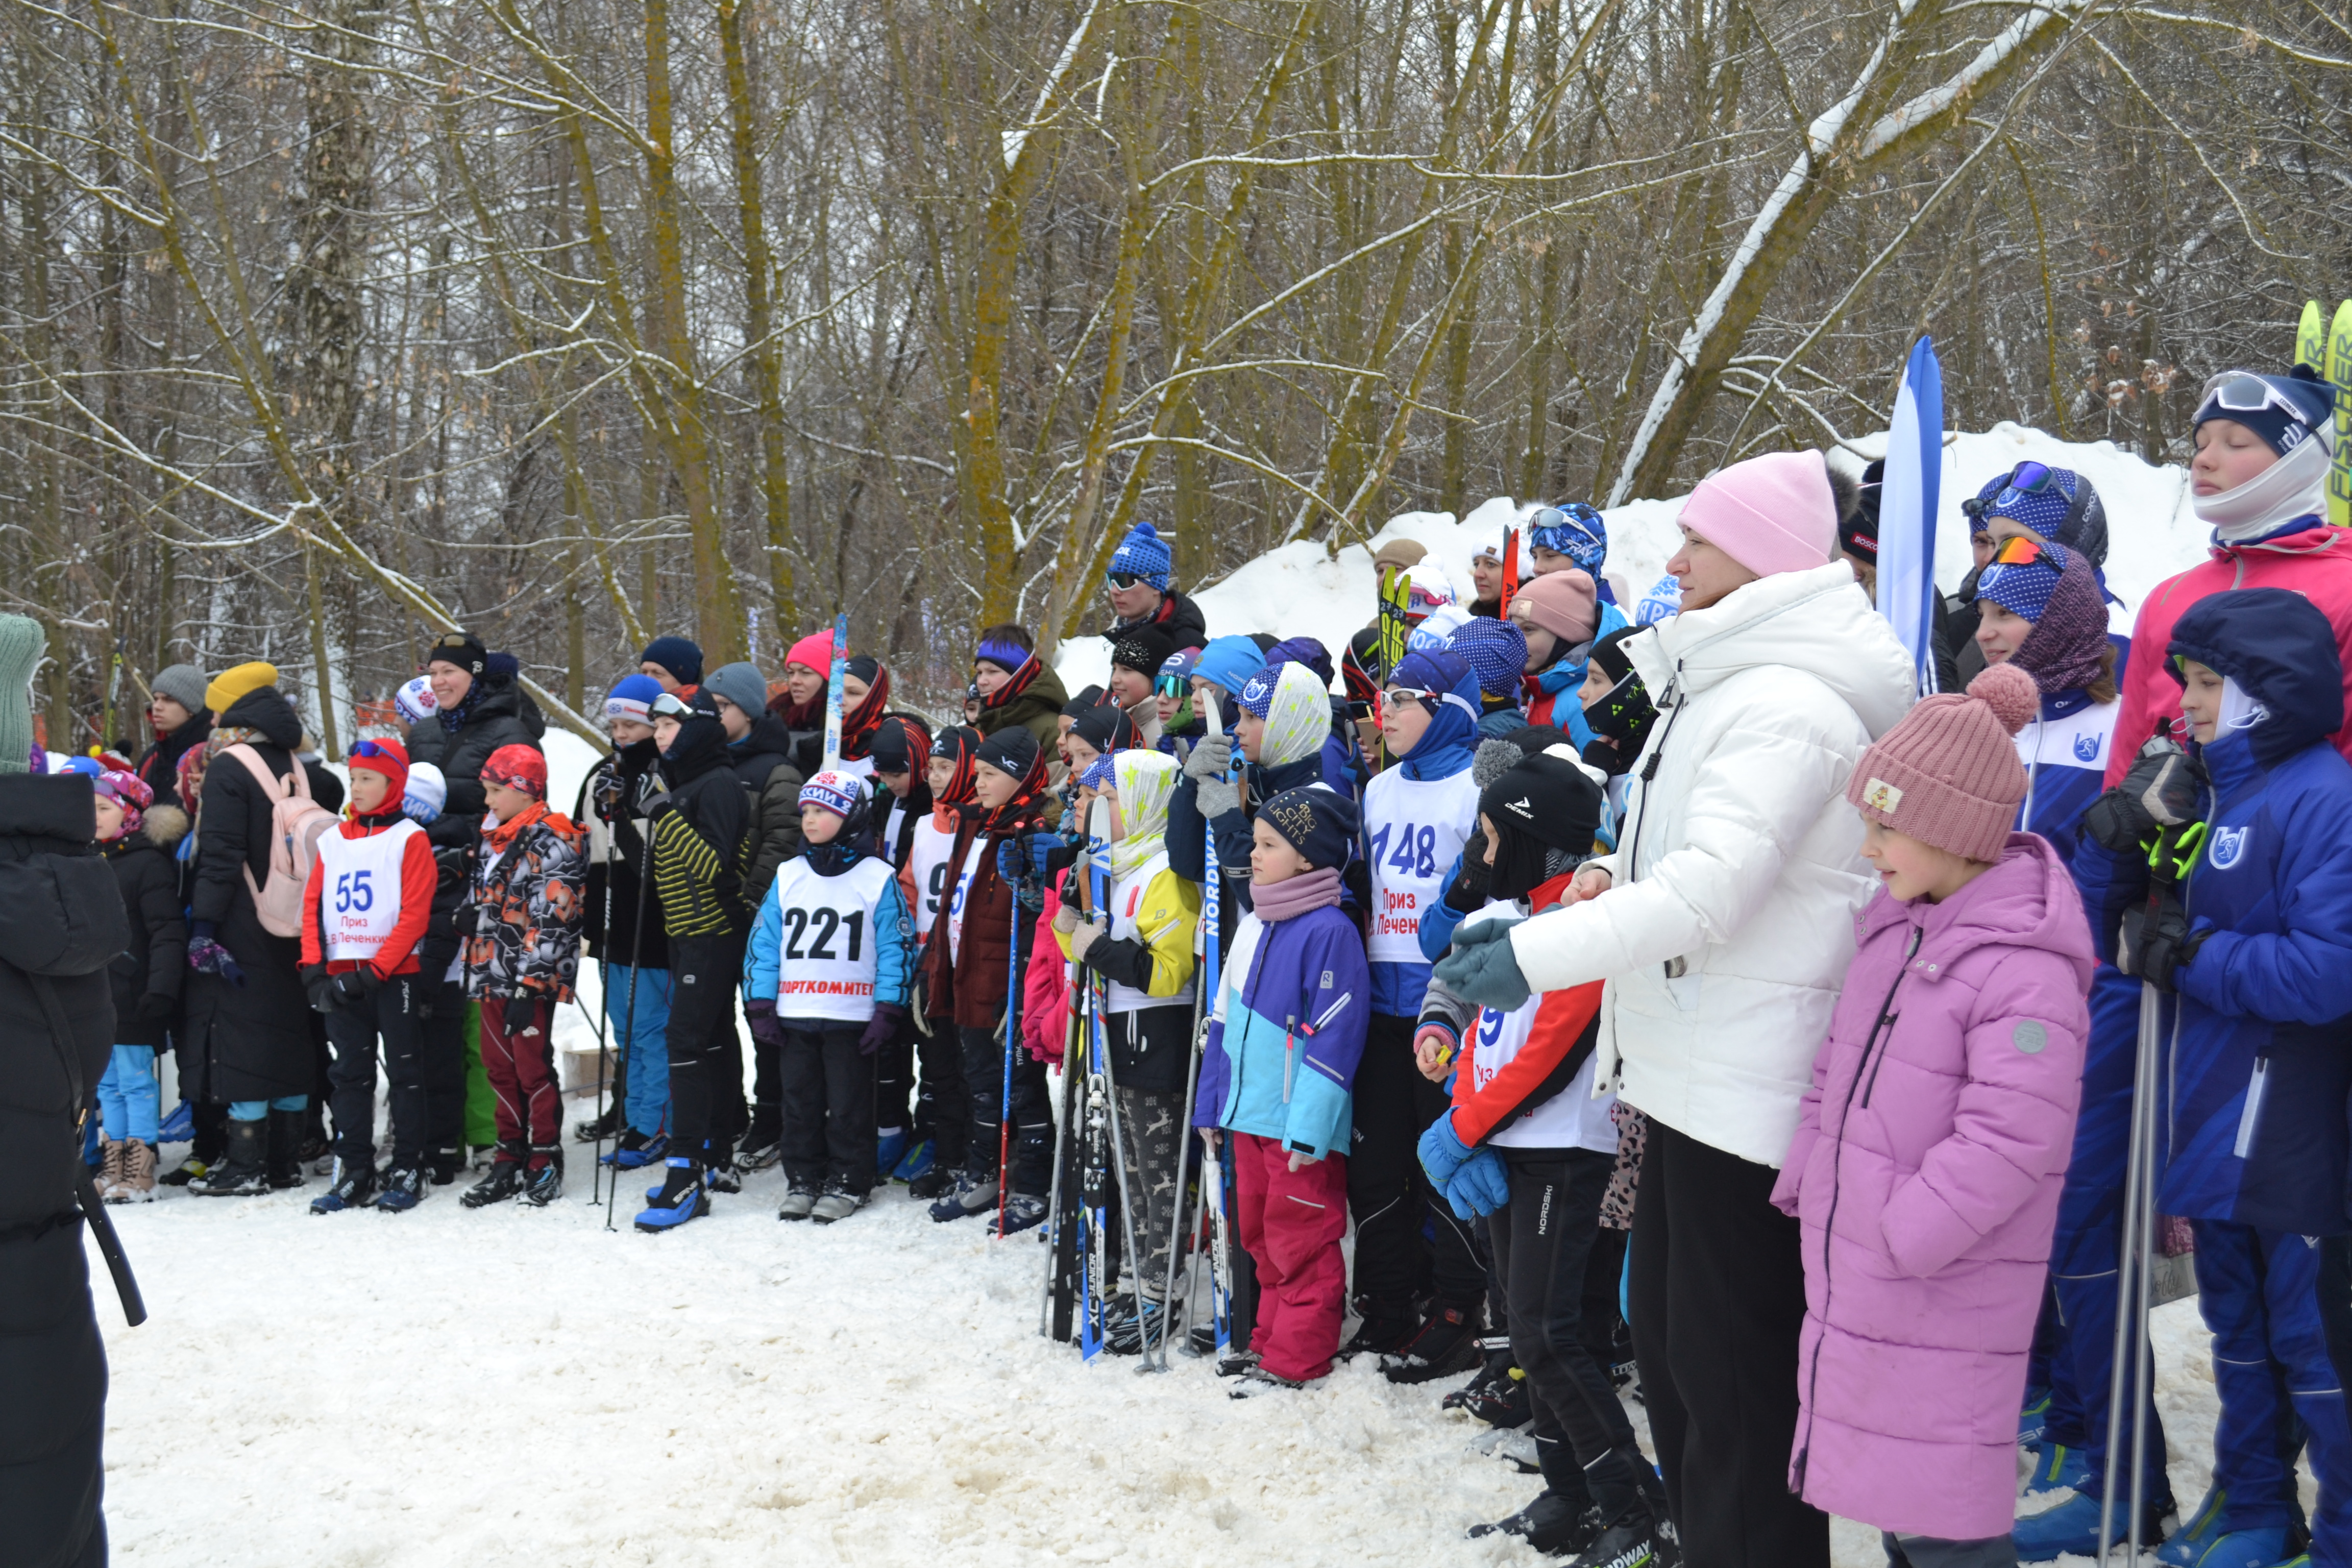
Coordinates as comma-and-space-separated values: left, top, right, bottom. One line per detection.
61, 363, 2352, 1568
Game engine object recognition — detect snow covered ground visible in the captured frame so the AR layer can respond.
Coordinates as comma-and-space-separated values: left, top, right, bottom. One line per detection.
93, 1131, 2247, 1568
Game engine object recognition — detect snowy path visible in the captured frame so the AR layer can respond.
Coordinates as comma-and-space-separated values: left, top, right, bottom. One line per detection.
95, 1159, 2230, 1567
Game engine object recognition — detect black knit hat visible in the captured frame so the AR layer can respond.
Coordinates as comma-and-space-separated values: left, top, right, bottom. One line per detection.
1062, 685, 1106, 717
975, 725, 1040, 781
1069, 703, 1138, 755
1112, 625, 1178, 678
1259, 786, 1360, 872
428, 629, 488, 679
1588, 627, 1642, 687
1480, 751, 1603, 900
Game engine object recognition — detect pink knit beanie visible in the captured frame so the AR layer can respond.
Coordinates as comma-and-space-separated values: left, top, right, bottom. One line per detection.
784, 628, 833, 676
1509, 568, 1599, 644
1847, 662, 2038, 863
1678, 451, 1837, 579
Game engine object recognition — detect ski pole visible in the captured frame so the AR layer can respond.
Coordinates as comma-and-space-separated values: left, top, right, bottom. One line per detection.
998, 883, 1023, 1240
587, 817, 615, 1200
1039, 973, 1076, 1337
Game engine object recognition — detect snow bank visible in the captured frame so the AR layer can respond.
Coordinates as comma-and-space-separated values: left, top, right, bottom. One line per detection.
1056, 423, 2206, 693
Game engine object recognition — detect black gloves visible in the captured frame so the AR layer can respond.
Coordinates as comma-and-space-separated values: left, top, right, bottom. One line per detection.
2116, 898, 2210, 992
2085, 738, 2211, 855
1445, 832, 1491, 914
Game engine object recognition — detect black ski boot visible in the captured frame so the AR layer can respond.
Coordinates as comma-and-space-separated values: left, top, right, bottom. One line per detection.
430, 1146, 464, 1186
1342, 1296, 1418, 1359
1566, 1505, 1667, 1568
1464, 1363, 1534, 1429
574, 1100, 625, 1143
310, 1157, 377, 1214
266, 1107, 311, 1189
906, 1167, 957, 1200
523, 1146, 564, 1206
191, 1116, 267, 1197
1469, 1435, 1603, 1556
1443, 1339, 1516, 1415
461, 1142, 528, 1208
1382, 1300, 1485, 1383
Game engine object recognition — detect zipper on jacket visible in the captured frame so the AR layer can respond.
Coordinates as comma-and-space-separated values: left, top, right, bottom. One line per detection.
1793, 922, 1918, 1490
1857, 928, 1921, 1108
1282, 1014, 1297, 1104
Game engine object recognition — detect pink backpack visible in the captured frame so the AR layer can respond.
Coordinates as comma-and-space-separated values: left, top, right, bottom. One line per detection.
219, 744, 339, 938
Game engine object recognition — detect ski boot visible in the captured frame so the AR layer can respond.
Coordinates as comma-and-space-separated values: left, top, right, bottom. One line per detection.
635, 1157, 709, 1232
1566, 1503, 1669, 1568
733, 1138, 783, 1175
268, 1107, 312, 1189
310, 1157, 378, 1214
522, 1147, 564, 1206
2154, 1489, 2232, 1568
2021, 1439, 2090, 1497
374, 1165, 428, 1213
429, 1146, 464, 1186
1341, 1297, 1418, 1360
1469, 1446, 1605, 1557
927, 1173, 998, 1222
1463, 1363, 1533, 1430
574, 1100, 625, 1143
778, 1181, 821, 1221
159, 1152, 211, 1188
999, 1192, 1047, 1235
705, 1147, 743, 1194
874, 1130, 908, 1178
599, 1128, 669, 1169
1381, 1300, 1484, 1384
2013, 1490, 2174, 1562
159, 1099, 195, 1144
1106, 1292, 1179, 1357
461, 1143, 529, 1209
2019, 1384, 2053, 1449
1442, 1338, 1515, 1416
191, 1117, 268, 1197
1228, 1367, 1309, 1399
811, 1179, 866, 1224
891, 1138, 938, 1185
906, 1165, 957, 1200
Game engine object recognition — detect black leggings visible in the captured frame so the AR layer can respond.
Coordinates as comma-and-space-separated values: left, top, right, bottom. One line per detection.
665, 933, 747, 1159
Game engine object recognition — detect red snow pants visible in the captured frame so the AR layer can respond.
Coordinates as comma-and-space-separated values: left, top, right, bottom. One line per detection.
479, 996, 560, 1162
1232, 1131, 1350, 1382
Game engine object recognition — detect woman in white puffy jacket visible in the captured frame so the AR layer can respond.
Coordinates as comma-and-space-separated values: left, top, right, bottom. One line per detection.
1438, 450, 1914, 1568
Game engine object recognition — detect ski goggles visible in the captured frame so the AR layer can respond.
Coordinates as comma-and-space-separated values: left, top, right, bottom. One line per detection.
2197, 373, 2312, 423
348, 739, 399, 763
1961, 460, 2057, 525
1106, 571, 1150, 590
1988, 534, 2052, 569
649, 692, 694, 719
1383, 684, 1480, 721
1153, 672, 1189, 698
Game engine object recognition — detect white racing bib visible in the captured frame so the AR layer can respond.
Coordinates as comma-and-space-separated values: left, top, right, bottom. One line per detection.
905, 816, 960, 940
766, 857, 896, 1022
944, 835, 988, 965
314, 820, 423, 964
1363, 766, 1481, 965
1459, 902, 1616, 1152
1104, 849, 1196, 1016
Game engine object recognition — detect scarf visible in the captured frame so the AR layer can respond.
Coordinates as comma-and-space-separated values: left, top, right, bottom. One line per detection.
978, 753, 1050, 837
2196, 437, 2331, 544
485, 798, 548, 852
980, 653, 1045, 714
1251, 865, 1342, 923
841, 669, 893, 760
1107, 750, 1179, 881
437, 676, 486, 733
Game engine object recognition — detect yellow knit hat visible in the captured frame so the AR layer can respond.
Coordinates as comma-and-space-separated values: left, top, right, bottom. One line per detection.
205, 661, 279, 715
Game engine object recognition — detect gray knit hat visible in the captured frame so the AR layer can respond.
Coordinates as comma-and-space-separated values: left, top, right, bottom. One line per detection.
702, 661, 769, 719
152, 663, 208, 713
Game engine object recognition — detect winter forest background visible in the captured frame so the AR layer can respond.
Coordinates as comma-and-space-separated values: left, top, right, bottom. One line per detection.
1, 0, 2346, 750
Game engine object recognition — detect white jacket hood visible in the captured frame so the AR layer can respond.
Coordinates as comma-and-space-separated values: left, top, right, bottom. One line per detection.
1508, 560, 1917, 1166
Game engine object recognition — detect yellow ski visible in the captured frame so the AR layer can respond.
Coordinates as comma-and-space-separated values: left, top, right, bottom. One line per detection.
2298, 300, 2325, 374
2330, 301, 2352, 528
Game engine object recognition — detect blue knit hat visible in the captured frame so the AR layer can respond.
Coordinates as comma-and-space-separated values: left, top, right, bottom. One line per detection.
1109, 522, 1174, 591
1963, 465, 2109, 567
1193, 634, 1267, 697
1263, 636, 1334, 689
2193, 369, 2336, 459
639, 635, 704, 687
603, 673, 665, 725
1448, 616, 1529, 698
1528, 503, 1607, 573
1976, 540, 2072, 625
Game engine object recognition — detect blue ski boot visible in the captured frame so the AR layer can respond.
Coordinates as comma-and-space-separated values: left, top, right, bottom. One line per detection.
2021, 1440, 2091, 1497
310, 1157, 376, 1214
635, 1157, 708, 1233
2019, 1386, 2053, 1449
373, 1165, 428, 1213
599, 1129, 668, 1169
891, 1137, 937, 1185
2014, 1491, 2170, 1562
874, 1130, 909, 1179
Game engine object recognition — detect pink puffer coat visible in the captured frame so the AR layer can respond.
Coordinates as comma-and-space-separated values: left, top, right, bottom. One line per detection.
1769, 832, 2094, 1540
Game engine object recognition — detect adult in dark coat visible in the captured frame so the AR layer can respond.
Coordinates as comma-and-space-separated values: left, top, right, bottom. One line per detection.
0, 616, 125, 1568
182, 681, 318, 1190
104, 802, 188, 1049
404, 630, 541, 848
132, 663, 212, 810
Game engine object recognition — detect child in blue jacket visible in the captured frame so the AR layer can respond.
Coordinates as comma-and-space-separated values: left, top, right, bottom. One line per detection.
744, 770, 911, 1224
1193, 786, 1369, 1395
2071, 587, 2352, 1568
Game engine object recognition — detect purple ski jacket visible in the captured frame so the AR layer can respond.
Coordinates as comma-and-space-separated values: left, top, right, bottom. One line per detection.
1770, 832, 2093, 1540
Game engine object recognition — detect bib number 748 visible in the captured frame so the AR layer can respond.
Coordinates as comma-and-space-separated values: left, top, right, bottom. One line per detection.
333, 869, 374, 913
1367, 821, 1438, 879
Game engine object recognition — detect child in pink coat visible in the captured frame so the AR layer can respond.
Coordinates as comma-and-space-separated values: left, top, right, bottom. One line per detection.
1772, 661, 2096, 1568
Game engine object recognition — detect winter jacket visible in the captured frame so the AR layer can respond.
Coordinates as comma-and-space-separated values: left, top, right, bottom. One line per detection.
2074, 591, 2352, 1235
1100, 587, 1209, 651
183, 684, 320, 1100
728, 714, 806, 906
460, 802, 586, 1002
974, 656, 1070, 751
134, 712, 210, 810
1769, 834, 2093, 1540
2013, 687, 2120, 871
103, 804, 189, 1048
2106, 518, 2352, 786
575, 741, 672, 968
405, 673, 541, 848
652, 723, 753, 941
1522, 601, 1633, 742
1193, 897, 1369, 1160
742, 845, 913, 1021
0, 773, 120, 1568
1057, 843, 1200, 1092
1507, 561, 1917, 1167
298, 812, 436, 979
923, 808, 1042, 1029
1024, 878, 1072, 1067
1420, 872, 1614, 1151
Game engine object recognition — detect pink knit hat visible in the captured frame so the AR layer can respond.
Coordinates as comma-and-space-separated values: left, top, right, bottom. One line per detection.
1678, 451, 1837, 579
1509, 569, 1599, 644
1848, 663, 2038, 863
784, 628, 833, 676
